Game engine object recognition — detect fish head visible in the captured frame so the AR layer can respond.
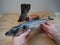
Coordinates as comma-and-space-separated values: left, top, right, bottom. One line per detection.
5, 27, 20, 36
5, 25, 29, 36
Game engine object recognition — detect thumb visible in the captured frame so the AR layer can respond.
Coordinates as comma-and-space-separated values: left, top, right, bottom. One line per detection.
41, 23, 47, 30
22, 29, 31, 37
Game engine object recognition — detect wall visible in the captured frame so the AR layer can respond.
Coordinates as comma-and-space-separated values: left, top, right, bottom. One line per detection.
1, 0, 60, 14
0, 0, 2, 15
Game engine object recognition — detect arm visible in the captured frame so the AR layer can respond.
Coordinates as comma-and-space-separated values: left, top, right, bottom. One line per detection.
53, 32, 60, 45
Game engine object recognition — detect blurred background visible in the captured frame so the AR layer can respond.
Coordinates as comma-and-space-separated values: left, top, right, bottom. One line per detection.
0, 0, 60, 16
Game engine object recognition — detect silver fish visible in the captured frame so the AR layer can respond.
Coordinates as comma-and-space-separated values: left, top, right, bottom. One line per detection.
5, 19, 48, 36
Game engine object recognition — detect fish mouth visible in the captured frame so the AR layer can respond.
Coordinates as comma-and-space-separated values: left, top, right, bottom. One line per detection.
5, 31, 13, 36
5, 27, 19, 36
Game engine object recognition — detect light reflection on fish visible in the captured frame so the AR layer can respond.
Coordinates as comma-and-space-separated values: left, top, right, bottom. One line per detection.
5, 19, 48, 36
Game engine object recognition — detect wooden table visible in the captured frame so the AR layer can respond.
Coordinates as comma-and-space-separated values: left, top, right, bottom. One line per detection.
0, 14, 60, 45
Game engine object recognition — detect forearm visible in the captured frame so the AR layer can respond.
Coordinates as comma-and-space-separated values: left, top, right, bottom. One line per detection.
53, 32, 60, 45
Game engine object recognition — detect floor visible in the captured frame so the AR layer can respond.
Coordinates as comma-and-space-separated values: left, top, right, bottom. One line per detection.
0, 13, 60, 45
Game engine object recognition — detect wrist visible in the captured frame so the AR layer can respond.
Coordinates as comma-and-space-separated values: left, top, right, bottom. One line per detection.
53, 31, 60, 37
52, 32, 60, 44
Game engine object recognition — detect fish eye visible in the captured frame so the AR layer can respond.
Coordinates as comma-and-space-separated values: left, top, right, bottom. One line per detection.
23, 25, 28, 29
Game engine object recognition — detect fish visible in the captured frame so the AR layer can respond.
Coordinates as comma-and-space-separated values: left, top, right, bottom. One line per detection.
5, 19, 48, 36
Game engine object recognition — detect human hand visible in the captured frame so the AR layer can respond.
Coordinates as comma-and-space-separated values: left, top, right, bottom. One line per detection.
41, 22, 60, 45
13, 29, 31, 45
41, 22, 58, 39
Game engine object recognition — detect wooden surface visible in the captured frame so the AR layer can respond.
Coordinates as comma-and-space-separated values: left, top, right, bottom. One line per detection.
0, 12, 60, 45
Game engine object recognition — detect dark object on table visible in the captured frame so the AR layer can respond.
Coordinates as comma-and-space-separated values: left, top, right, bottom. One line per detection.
18, 4, 31, 22
29, 14, 40, 20
25, 14, 40, 21
48, 16, 54, 20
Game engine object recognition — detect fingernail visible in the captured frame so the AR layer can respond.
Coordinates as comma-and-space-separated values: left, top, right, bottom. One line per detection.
28, 29, 31, 31
41, 23, 44, 25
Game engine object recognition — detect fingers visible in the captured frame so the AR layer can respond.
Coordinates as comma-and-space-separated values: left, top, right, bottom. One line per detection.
46, 22, 52, 26
21, 29, 31, 37
41, 22, 52, 27
41, 23, 47, 27
41, 23, 47, 30
40, 23, 48, 33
